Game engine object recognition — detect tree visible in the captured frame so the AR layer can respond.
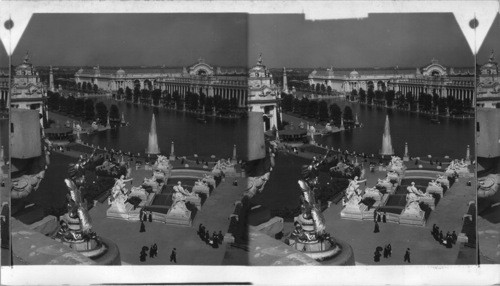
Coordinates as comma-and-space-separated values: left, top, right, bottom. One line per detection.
58, 96, 67, 112
320, 84, 326, 94
230, 97, 238, 110
329, 103, 342, 127
93, 84, 99, 94
109, 104, 120, 120
307, 100, 318, 118
47, 91, 60, 110
358, 88, 366, 103
77, 82, 82, 90
318, 100, 329, 121
74, 98, 85, 117
350, 89, 358, 101
289, 97, 298, 114
327, 86, 332, 95
117, 88, 124, 100
84, 99, 95, 120
385, 90, 395, 107
315, 83, 321, 93
343, 106, 353, 121
300, 97, 309, 115
205, 97, 214, 113
151, 89, 161, 106
281, 94, 293, 112
141, 89, 151, 104
66, 96, 76, 115
95, 102, 108, 124
367, 87, 375, 104
125, 86, 133, 101
133, 86, 141, 103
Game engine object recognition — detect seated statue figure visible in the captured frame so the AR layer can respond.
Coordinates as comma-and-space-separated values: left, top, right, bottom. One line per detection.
347, 176, 365, 194
404, 200, 423, 215
428, 180, 441, 188
173, 181, 198, 202
407, 182, 425, 196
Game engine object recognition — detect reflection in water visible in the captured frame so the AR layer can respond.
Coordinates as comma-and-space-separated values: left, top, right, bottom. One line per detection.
315, 101, 474, 158
83, 101, 248, 159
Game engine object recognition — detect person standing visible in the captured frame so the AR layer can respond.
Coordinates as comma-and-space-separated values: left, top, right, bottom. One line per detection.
404, 248, 411, 263
148, 211, 153, 222
218, 231, 224, 244
139, 208, 144, 222
377, 212, 381, 222
205, 230, 210, 245
374, 249, 381, 262
383, 245, 388, 258
149, 245, 155, 258
170, 248, 177, 263
374, 221, 380, 233
140, 221, 146, 233
387, 244, 392, 257
451, 231, 457, 244
152, 243, 158, 257
382, 212, 387, 223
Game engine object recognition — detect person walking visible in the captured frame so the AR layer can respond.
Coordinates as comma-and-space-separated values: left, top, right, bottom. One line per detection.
374, 221, 380, 233
382, 212, 387, 223
148, 211, 153, 222
170, 248, 177, 263
140, 221, 146, 233
387, 244, 392, 257
404, 248, 411, 263
383, 245, 388, 258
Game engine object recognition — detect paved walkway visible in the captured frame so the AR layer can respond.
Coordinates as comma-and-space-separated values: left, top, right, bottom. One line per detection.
321, 173, 476, 265
89, 176, 247, 265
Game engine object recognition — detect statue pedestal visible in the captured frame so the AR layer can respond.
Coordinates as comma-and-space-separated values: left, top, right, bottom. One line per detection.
169, 155, 176, 161
403, 156, 409, 162
164, 202, 192, 226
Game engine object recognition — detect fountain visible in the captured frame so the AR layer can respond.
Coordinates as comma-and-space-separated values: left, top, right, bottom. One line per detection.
232, 144, 237, 164
380, 115, 394, 156
403, 142, 409, 161
145, 114, 160, 155
465, 145, 471, 164
286, 155, 355, 264
54, 157, 121, 264
169, 141, 175, 160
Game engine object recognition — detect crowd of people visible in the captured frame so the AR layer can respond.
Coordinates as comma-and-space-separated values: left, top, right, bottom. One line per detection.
432, 224, 457, 248
373, 244, 393, 262
198, 223, 224, 249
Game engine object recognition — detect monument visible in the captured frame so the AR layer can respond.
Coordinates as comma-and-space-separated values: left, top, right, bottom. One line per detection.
54, 157, 121, 264
380, 115, 394, 156
146, 114, 160, 155
286, 155, 355, 264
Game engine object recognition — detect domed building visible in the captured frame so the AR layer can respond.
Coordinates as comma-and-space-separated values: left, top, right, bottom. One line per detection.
9, 52, 47, 124
247, 54, 281, 131
476, 50, 500, 108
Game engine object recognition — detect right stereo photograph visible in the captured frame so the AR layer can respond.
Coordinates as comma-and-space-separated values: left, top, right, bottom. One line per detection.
476, 14, 500, 265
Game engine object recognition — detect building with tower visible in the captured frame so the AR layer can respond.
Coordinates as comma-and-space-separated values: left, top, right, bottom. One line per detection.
282, 67, 289, 94
476, 50, 500, 108
75, 56, 282, 131
9, 52, 47, 122
247, 54, 281, 131
308, 59, 475, 106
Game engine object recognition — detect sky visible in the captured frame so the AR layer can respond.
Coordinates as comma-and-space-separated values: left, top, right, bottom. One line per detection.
0, 13, 498, 68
